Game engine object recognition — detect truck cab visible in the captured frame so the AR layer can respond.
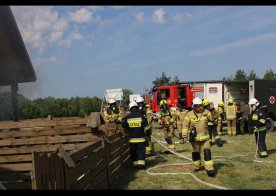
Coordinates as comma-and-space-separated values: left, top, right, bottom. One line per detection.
149, 84, 194, 113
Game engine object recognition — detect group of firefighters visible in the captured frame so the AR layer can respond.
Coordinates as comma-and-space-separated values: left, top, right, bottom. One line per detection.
103, 96, 269, 177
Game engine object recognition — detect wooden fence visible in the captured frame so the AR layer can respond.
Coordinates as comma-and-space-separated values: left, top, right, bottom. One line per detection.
0, 116, 126, 189
32, 131, 130, 189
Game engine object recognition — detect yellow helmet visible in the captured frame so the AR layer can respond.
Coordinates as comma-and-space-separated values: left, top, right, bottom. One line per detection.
160, 99, 167, 106
145, 104, 150, 108
228, 98, 234, 104
202, 98, 210, 106
218, 101, 224, 107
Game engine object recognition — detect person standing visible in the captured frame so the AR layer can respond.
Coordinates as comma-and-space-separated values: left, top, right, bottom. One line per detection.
226, 98, 237, 136
157, 100, 177, 151
182, 97, 215, 177
217, 101, 225, 135
202, 99, 223, 147
136, 96, 153, 156
122, 101, 149, 169
240, 102, 250, 135
248, 98, 268, 158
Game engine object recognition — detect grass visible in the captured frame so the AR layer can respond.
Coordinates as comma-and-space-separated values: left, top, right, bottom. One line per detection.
111, 122, 276, 190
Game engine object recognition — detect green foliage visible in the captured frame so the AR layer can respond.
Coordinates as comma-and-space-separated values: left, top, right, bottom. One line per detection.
234, 69, 247, 80
263, 69, 276, 80
170, 75, 180, 85
123, 88, 133, 106
152, 72, 171, 86
247, 70, 258, 80
0, 93, 102, 121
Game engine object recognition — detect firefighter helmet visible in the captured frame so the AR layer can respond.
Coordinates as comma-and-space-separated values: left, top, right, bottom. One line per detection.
218, 101, 224, 107
248, 98, 259, 106
129, 101, 138, 110
136, 96, 144, 103
192, 97, 202, 105
202, 99, 210, 106
228, 98, 234, 104
160, 99, 167, 105
109, 99, 116, 104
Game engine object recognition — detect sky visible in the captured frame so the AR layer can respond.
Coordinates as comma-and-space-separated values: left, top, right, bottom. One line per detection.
9, 6, 276, 100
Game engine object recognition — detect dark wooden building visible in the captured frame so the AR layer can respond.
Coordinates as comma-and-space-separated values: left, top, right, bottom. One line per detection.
0, 6, 37, 121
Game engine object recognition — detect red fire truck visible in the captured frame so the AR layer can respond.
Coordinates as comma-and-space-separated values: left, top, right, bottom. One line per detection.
146, 83, 203, 113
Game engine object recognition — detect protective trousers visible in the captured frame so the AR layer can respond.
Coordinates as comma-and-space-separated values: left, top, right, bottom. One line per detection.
227, 119, 236, 136
217, 117, 222, 135
130, 142, 146, 167
177, 122, 183, 139
240, 116, 248, 134
191, 140, 214, 171
255, 131, 268, 157
163, 117, 175, 150
208, 125, 222, 146
145, 129, 152, 155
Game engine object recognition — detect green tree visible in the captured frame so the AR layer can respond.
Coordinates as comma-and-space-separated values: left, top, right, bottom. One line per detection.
234, 69, 247, 80
170, 75, 180, 85
247, 70, 258, 80
263, 69, 276, 80
122, 88, 133, 106
152, 72, 171, 86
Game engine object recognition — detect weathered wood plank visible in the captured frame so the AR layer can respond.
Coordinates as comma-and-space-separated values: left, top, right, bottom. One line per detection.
0, 126, 91, 139
55, 153, 62, 189
96, 180, 108, 190
108, 143, 129, 164
0, 154, 33, 163
0, 118, 88, 129
67, 148, 105, 185
2, 182, 32, 190
0, 163, 33, 172
0, 142, 93, 155
57, 145, 75, 168
41, 153, 50, 189
106, 132, 122, 143
108, 155, 124, 175
70, 158, 106, 189
85, 169, 107, 190
0, 171, 31, 181
70, 140, 103, 162
49, 153, 56, 190
107, 138, 124, 155
0, 133, 96, 147
31, 152, 42, 190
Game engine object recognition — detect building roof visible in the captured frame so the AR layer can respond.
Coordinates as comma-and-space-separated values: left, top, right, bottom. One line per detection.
0, 6, 36, 86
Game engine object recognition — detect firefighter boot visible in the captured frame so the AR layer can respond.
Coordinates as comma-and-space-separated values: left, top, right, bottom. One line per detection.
206, 170, 215, 177
215, 138, 223, 147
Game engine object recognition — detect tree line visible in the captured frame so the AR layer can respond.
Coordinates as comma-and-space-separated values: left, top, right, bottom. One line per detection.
0, 88, 134, 121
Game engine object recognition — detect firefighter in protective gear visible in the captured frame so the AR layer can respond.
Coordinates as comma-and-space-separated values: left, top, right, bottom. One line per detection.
176, 103, 188, 143
217, 101, 225, 135
182, 97, 215, 177
226, 98, 237, 136
157, 99, 177, 151
136, 96, 153, 156
203, 99, 223, 147
104, 99, 124, 124
248, 98, 268, 158
240, 102, 250, 134
122, 101, 149, 169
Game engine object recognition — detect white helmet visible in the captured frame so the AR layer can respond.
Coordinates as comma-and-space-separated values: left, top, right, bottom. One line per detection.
192, 97, 202, 105
136, 96, 144, 103
248, 98, 259, 106
129, 101, 138, 110
108, 99, 116, 104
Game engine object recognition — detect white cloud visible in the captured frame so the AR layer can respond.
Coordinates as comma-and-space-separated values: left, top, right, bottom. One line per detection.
189, 32, 276, 57
153, 8, 166, 24
135, 12, 144, 22
49, 31, 63, 43
58, 32, 83, 47
110, 6, 131, 9
11, 6, 68, 52
172, 13, 192, 23
68, 8, 92, 23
